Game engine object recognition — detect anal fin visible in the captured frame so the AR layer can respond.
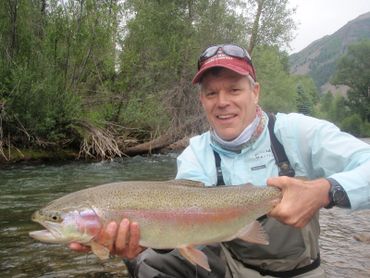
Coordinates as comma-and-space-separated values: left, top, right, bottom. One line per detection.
237, 220, 269, 245
178, 246, 210, 272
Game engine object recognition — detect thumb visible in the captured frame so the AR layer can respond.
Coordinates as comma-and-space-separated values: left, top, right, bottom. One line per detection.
267, 176, 286, 189
69, 242, 91, 253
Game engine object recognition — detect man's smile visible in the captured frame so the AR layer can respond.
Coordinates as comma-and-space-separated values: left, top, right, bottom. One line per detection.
216, 113, 237, 120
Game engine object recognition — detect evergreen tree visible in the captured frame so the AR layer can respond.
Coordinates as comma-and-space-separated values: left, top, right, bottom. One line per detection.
296, 84, 311, 115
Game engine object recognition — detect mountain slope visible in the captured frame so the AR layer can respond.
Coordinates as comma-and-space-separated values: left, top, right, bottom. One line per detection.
289, 11, 370, 91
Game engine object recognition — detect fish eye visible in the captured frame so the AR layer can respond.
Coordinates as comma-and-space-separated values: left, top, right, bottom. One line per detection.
48, 212, 62, 222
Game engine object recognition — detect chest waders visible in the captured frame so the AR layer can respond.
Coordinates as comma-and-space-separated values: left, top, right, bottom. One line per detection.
213, 113, 321, 277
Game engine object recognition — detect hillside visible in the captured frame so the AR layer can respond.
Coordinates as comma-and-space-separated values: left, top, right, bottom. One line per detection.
289, 11, 370, 92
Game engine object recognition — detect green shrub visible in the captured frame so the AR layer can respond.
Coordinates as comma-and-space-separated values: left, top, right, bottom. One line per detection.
360, 121, 370, 137
5, 64, 81, 143
340, 114, 363, 137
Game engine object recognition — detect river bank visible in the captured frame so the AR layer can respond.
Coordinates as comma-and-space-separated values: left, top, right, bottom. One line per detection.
0, 147, 78, 164
1, 137, 369, 165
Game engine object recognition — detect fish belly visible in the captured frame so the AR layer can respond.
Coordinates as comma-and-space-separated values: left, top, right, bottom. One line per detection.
123, 207, 257, 248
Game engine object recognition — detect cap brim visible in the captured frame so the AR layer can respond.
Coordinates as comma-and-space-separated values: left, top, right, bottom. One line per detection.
192, 57, 253, 84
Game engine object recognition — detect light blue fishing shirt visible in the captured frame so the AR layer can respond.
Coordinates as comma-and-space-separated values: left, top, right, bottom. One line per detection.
176, 112, 370, 210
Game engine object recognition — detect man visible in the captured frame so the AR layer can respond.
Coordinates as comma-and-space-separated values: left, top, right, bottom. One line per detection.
71, 44, 370, 277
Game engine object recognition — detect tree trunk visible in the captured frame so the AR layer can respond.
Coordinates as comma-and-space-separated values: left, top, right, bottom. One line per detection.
123, 119, 197, 156
248, 0, 265, 54
8, 0, 18, 60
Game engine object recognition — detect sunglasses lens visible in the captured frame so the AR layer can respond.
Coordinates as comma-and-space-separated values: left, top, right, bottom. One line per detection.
200, 45, 220, 60
223, 45, 251, 60
198, 45, 220, 69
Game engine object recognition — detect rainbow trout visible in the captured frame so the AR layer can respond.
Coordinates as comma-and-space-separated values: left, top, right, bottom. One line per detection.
29, 180, 281, 271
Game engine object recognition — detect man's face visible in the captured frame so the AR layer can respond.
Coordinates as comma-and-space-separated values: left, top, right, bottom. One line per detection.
199, 68, 260, 141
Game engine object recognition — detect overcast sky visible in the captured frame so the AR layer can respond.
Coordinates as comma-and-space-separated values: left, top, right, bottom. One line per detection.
288, 0, 370, 54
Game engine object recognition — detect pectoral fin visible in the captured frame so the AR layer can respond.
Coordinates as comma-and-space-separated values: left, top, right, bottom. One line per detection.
237, 220, 269, 245
90, 241, 110, 260
178, 246, 210, 271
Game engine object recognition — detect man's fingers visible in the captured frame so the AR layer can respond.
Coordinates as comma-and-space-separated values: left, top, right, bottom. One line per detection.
126, 222, 141, 258
115, 218, 130, 254
69, 242, 91, 253
101, 221, 118, 252
68, 220, 144, 259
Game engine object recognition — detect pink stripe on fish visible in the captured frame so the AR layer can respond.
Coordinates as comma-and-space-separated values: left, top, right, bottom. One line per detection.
121, 206, 249, 224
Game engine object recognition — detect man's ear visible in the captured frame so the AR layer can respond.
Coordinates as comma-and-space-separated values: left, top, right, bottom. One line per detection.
253, 82, 260, 104
199, 90, 206, 108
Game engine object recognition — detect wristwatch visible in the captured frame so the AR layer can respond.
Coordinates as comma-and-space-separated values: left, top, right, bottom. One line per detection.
325, 178, 351, 209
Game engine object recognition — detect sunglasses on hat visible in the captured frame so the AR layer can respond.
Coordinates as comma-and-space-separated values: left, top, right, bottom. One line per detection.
197, 44, 253, 70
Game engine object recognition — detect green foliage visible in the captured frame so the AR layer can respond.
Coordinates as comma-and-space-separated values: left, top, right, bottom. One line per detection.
247, 0, 296, 50
332, 39, 370, 122
340, 114, 363, 137
360, 121, 370, 137
294, 76, 319, 116
6, 64, 81, 142
253, 46, 296, 113
316, 92, 370, 137
0, 0, 120, 147
296, 84, 311, 115
116, 0, 250, 135
317, 93, 348, 125
311, 40, 370, 137
0, 0, 299, 152
120, 94, 170, 132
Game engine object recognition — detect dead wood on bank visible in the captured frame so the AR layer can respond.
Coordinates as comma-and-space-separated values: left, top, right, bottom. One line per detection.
73, 120, 123, 160
123, 119, 200, 156
123, 132, 191, 155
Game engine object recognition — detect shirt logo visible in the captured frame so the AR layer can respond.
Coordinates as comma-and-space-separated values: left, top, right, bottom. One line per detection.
254, 149, 273, 159
251, 165, 266, 171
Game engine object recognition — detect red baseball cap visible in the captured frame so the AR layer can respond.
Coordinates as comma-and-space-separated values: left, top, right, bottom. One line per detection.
192, 52, 256, 84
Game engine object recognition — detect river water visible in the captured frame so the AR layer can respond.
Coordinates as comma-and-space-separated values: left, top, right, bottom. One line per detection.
1, 151, 369, 277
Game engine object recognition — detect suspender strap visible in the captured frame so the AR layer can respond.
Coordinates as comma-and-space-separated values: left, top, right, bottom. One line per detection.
213, 150, 225, 186
267, 113, 295, 177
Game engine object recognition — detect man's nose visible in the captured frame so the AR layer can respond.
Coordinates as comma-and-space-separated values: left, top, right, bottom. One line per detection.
216, 91, 230, 107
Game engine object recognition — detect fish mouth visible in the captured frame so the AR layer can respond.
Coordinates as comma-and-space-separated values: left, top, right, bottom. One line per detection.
29, 229, 66, 243
29, 220, 67, 243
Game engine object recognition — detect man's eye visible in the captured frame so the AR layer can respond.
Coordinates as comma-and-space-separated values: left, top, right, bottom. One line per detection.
206, 92, 216, 97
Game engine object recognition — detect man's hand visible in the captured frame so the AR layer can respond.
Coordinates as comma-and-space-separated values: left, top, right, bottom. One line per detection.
267, 176, 331, 228
69, 218, 145, 259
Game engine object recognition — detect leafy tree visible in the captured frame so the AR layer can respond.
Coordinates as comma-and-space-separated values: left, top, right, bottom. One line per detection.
253, 45, 296, 113
116, 0, 249, 137
332, 40, 370, 122
0, 0, 121, 146
0, 0, 299, 157
236, 0, 296, 53
341, 114, 363, 137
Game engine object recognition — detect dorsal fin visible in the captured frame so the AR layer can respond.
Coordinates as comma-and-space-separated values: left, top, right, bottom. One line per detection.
166, 179, 205, 188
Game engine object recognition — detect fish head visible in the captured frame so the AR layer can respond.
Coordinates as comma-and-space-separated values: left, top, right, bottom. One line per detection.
29, 207, 102, 245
